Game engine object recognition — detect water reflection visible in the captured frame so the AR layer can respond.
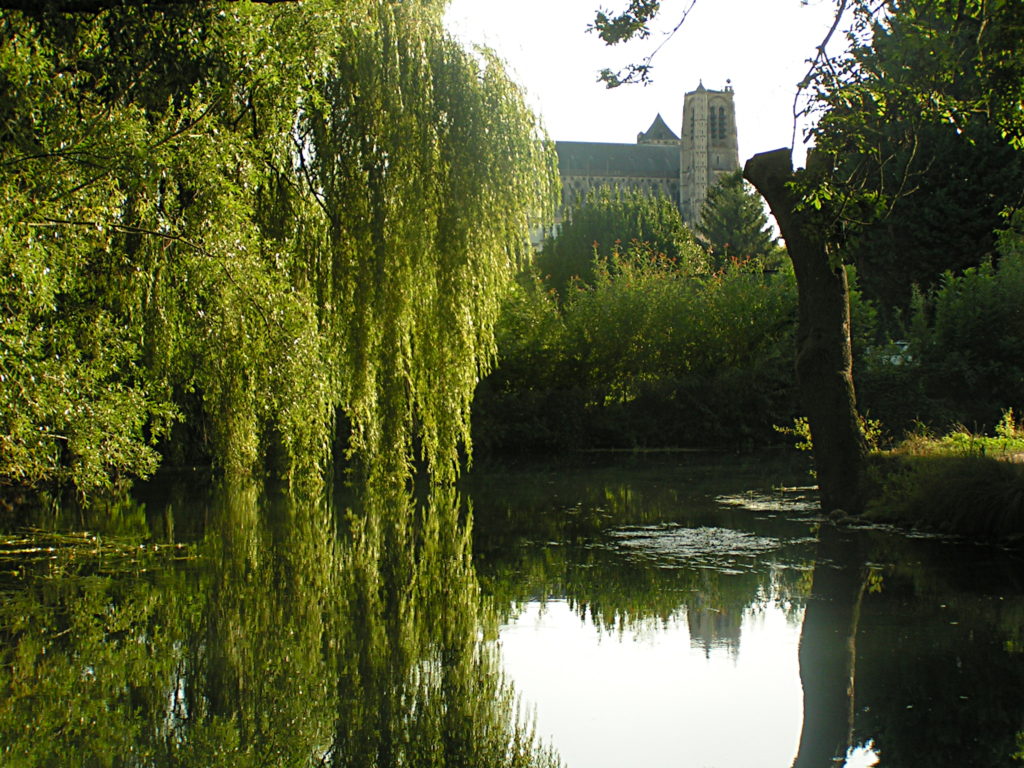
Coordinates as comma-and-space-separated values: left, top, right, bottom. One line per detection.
1, 453, 1021, 767
0, 480, 559, 768
466, 454, 1024, 768
500, 599, 804, 768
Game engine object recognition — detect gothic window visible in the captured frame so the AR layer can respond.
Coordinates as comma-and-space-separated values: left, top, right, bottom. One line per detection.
708, 109, 717, 140
718, 106, 726, 139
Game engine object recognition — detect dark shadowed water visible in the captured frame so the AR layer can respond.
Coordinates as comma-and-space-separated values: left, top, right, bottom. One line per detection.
1, 452, 1021, 767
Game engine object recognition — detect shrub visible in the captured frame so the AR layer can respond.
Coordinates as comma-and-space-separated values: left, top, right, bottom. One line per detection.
867, 453, 1024, 539
857, 214, 1024, 434
473, 244, 800, 453
535, 187, 703, 298
866, 412, 1024, 539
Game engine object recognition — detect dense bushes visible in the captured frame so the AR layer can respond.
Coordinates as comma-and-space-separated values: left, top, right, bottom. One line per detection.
480, 207, 1024, 460
535, 188, 700, 296
864, 412, 1024, 538
473, 247, 800, 453
857, 215, 1024, 433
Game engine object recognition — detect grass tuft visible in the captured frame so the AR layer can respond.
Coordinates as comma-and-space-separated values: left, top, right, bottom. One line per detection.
864, 410, 1024, 540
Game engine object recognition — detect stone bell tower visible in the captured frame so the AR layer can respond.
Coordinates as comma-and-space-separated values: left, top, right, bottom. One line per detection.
679, 81, 740, 225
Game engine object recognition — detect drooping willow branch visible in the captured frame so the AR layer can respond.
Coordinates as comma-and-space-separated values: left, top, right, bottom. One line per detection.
0, 0, 298, 11
25, 217, 280, 331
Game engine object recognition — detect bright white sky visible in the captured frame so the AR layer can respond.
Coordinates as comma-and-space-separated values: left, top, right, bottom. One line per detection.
444, 0, 846, 166
499, 600, 805, 768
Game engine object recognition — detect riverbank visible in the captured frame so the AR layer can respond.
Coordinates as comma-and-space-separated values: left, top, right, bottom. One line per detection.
864, 446, 1024, 545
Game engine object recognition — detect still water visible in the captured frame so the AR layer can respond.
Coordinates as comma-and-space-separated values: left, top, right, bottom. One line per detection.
1, 452, 1021, 767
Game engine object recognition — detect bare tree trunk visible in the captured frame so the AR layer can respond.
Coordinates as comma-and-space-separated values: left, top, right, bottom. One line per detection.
744, 148, 867, 513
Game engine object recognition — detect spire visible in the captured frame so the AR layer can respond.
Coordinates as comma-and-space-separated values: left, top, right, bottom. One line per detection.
637, 113, 679, 145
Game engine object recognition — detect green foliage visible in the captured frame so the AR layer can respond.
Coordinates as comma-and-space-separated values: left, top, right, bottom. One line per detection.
844, 122, 1024, 319
774, 417, 813, 453
475, 244, 799, 452
864, 218, 1024, 431
892, 410, 1024, 460
774, 412, 882, 467
0, 480, 562, 767
865, 411, 1024, 538
0, 2, 556, 497
695, 170, 780, 272
867, 452, 1024, 538
589, 0, 661, 45
801, 0, 1024, 318
536, 187, 701, 298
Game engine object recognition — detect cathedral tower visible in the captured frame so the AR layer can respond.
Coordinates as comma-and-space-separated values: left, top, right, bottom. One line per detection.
679, 82, 740, 225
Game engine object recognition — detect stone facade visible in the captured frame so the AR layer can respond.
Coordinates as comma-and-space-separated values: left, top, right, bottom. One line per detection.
679, 82, 740, 223
553, 82, 740, 227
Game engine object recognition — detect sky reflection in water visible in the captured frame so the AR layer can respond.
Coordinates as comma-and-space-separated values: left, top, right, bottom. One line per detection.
501, 598, 804, 768
466, 456, 902, 768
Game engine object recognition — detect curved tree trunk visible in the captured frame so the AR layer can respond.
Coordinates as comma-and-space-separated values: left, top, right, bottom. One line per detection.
744, 148, 867, 513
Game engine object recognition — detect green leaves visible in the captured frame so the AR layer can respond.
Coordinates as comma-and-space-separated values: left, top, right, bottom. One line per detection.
478, 248, 799, 451
590, 0, 662, 45
1, 1, 556, 496
537, 187, 698, 298
696, 171, 779, 271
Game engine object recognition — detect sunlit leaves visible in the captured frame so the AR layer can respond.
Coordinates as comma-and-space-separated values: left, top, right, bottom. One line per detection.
537, 187, 699, 298
590, 0, 661, 44
0, 1, 556, 494
479, 250, 799, 449
297, 4, 556, 483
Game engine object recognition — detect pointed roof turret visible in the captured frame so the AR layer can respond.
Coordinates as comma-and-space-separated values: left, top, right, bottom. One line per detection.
636, 113, 680, 145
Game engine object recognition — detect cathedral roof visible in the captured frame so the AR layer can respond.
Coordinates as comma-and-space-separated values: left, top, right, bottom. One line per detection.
555, 141, 680, 180
637, 113, 679, 144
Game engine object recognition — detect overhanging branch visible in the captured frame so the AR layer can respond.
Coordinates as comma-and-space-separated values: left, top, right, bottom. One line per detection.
0, 0, 298, 12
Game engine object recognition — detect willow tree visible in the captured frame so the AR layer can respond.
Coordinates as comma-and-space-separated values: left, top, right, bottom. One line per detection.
0, 1, 555, 497
294, 3, 557, 485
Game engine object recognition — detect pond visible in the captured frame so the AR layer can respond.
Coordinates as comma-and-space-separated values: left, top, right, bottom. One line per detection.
1, 452, 1021, 767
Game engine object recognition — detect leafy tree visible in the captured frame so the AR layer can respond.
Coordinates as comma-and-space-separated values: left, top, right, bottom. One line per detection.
696, 170, 779, 271
594, 0, 1024, 512
536, 187, 702, 298
0, 1, 556, 497
802, 1, 1024, 328
904, 215, 1024, 427
476, 244, 799, 452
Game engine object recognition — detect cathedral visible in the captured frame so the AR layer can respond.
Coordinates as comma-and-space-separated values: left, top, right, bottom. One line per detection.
554, 82, 740, 227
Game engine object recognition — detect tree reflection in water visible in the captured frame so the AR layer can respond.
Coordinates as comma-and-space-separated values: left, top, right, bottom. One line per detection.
1, 455, 1022, 767
0, 480, 560, 768
465, 456, 1024, 768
